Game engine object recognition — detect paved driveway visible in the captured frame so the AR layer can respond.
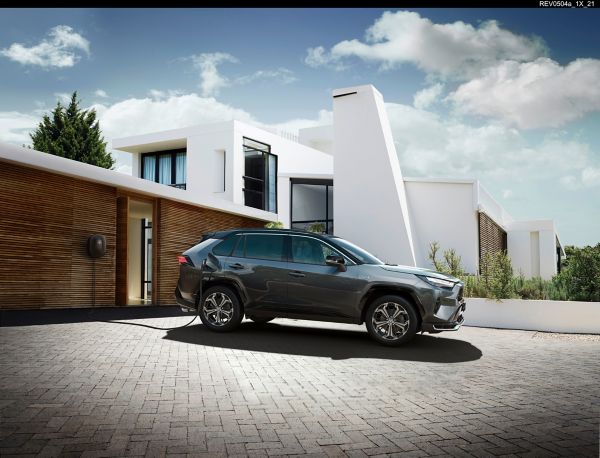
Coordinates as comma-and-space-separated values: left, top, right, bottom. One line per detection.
1, 308, 599, 457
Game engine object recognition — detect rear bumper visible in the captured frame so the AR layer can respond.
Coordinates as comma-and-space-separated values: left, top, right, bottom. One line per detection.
421, 301, 466, 332
175, 287, 196, 313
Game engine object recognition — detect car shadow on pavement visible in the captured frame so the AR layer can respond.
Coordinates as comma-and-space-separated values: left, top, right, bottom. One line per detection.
164, 322, 482, 362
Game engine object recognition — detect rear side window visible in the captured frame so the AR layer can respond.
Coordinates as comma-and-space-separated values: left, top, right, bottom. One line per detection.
243, 234, 285, 261
212, 235, 237, 256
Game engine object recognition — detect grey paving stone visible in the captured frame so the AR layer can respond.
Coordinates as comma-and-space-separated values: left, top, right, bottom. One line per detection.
1, 315, 599, 457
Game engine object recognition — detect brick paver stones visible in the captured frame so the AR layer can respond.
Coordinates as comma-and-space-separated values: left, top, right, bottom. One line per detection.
1, 310, 599, 457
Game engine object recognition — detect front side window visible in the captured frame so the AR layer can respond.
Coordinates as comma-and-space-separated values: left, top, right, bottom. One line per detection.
233, 234, 285, 262
141, 149, 186, 189
243, 138, 277, 213
290, 236, 344, 265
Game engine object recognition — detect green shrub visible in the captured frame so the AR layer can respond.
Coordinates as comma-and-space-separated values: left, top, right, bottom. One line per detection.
487, 251, 514, 299
553, 244, 600, 301
264, 221, 284, 229
307, 222, 326, 233
512, 274, 546, 300
428, 241, 465, 277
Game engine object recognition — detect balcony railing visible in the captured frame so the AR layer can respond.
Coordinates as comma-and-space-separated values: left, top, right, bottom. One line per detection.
168, 183, 186, 190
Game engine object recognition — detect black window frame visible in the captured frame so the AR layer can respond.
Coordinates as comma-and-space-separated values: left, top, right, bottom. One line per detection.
242, 137, 277, 213
141, 148, 187, 190
290, 178, 334, 234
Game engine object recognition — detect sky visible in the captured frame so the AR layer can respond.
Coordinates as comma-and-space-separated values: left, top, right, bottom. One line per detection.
1, 8, 599, 247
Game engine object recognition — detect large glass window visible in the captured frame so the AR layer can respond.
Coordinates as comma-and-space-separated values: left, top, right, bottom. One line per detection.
243, 138, 277, 212
290, 236, 343, 265
291, 179, 334, 234
233, 234, 285, 261
141, 149, 186, 189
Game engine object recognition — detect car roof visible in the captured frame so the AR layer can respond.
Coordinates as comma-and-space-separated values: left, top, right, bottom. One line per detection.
203, 228, 336, 242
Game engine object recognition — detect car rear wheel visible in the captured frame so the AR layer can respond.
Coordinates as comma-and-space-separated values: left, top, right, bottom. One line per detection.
365, 295, 418, 346
247, 315, 274, 324
199, 286, 243, 332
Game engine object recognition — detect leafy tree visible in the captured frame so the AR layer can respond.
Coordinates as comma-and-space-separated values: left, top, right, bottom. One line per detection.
30, 92, 114, 169
554, 244, 600, 301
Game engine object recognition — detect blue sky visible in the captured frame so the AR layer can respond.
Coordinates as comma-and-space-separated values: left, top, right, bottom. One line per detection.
1, 8, 599, 247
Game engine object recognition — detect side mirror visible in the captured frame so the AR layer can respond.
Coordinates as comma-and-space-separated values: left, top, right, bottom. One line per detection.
326, 255, 347, 272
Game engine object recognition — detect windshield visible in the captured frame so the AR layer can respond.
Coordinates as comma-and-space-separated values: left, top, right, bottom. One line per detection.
332, 237, 384, 265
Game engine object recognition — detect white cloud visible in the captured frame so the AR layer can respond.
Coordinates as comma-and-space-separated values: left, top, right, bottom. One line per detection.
233, 68, 297, 85
191, 52, 238, 97
270, 109, 333, 134
91, 93, 260, 140
564, 167, 600, 190
305, 11, 545, 78
305, 46, 347, 71
1, 25, 90, 69
380, 102, 594, 186
582, 167, 600, 188
54, 92, 71, 103
413, 83, 444, 110
147, 89, 184, 100
502, 189, 513, 199
190, 52, 297, 97
94, 89, 108, 98
449, 58, 600, 129
0, 111, 38, 144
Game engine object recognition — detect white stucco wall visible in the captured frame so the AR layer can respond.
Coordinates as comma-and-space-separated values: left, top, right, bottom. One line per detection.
333, 85, 416, 266
507, 220, 558, 280
465, 298, 600, 334
404, 180, 480, 274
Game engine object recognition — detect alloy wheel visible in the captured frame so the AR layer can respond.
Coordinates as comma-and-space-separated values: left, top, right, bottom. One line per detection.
371, 302, 410, 340
202, 292, 234, 326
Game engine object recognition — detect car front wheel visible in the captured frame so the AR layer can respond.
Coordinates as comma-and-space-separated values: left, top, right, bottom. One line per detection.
199, 286, 243, 332
365, 295, 418, 346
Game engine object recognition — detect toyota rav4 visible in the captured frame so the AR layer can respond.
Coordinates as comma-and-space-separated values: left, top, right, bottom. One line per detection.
175, 229, 466, 346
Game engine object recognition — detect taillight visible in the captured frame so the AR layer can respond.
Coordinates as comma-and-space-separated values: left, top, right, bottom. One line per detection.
178, 255, 190, 265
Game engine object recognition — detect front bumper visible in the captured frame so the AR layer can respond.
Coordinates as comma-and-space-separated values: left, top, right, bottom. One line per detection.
421, 301, 466, 332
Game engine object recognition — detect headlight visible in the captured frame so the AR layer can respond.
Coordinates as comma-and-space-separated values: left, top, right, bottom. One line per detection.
418, 275, 455, 289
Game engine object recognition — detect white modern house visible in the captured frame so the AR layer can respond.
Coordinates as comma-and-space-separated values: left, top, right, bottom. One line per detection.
112, 84, 563, 280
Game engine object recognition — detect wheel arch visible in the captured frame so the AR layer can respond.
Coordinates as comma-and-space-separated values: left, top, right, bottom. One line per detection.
359, 285, 424, 327
202, 277, 247, 313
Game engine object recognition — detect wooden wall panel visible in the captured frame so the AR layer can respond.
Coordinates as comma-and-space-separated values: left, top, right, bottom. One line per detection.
0, 161, 116, 309
156, 199, 263, 305
478, 211, 508, 270
115, 196, 129, 306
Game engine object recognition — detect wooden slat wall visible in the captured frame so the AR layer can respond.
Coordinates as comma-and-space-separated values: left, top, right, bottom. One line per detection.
155, 198, 263, 305
478, 211, 508, 268
115, 196, 129, 306
0, 161, 116, 309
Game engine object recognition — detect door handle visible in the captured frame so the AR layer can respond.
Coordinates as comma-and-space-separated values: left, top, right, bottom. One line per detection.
228, 263, 244, 270
288, 271, 305, 278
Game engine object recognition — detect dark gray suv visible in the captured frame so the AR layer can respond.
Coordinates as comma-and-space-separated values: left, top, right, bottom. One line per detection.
175, 229, 466, 346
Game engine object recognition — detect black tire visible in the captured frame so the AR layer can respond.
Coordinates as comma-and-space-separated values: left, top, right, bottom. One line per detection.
365, 295, 419, 346
199, 286, 243, 332
247, 315, 274, 324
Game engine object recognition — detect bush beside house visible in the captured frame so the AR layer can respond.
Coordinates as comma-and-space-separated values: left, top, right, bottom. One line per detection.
428, 241, 600, 302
